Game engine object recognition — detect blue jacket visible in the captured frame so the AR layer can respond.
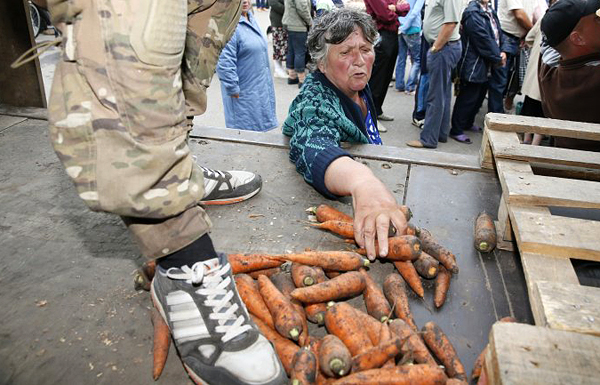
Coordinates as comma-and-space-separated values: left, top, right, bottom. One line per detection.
399, 0, 424, 34
217, 13, 278, 131
456, 1, 507, 83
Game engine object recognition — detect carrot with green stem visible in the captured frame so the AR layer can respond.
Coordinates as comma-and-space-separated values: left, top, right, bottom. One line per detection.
275, 251, 369, 271
359, 268, 392, 323
292, 263, 320, 287
291, 347, 318, 385
421, 321, 467, 381
388, 319, 436, 366
324, 303, 373, 356
393, 261, 424, 298
270, 272, 310, 346
434, 265, 452, 308
418, 229, 459, 274
235, 274, 276, 329
383, 273, 418, 331
251, 315, 300, 375
318, 334, 352, 378
257, 274, 304, 341
305, 302, 328, 325
291, 271, 366, 304
474, 212, 497, 253
151, 307, 170, 380
228, 253, 284, 274
414, 252, 440, 279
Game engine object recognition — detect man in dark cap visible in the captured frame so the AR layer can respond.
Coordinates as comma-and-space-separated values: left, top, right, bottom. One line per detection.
539, 0, 600, 151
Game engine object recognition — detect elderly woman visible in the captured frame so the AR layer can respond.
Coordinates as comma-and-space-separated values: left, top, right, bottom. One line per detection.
283, 8, 407, 260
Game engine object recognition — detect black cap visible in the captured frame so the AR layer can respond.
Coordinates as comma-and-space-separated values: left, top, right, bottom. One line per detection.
541, 0, 600, 47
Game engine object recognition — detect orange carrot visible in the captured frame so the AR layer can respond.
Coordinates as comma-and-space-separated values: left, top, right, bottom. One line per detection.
421, 322, 467, 381
414, 251, 440, 279
291, 347, 318, 385
252, 315, 300, 375
234, 274, 275, 329
351, 308, 384, 345
276, 251, 369, 271
247, 266, 282, 279
388, 319, 436, 366
324, 270, 342, 279
291, 271, 366, 303
314, 204, 353, 223
324, 303, 373, 356
393, 261, 424, 298
228, 253, 284, 274
292, 263, 320, 287
399, 205, 413, 221
401, 222, 418, 236
360, 268, 392, 323
446, 379, 469, 385
474, 212, 497, 253
434, 266, 452, 308
270, 272, 310, 346
305, 302, 328, 325
351, 336, 405, 373
378, 323, 396, 368
330, 364, 447, 385
418, 230, 459, 274
383, 273, 418, 331
356, 235, 422, 261
471, 345, 487, 382
134, 260, 157, 291
257, 275, 304, 341
151, 307, 170, 380
311, 220, 355, 239
318, 334, 352, 378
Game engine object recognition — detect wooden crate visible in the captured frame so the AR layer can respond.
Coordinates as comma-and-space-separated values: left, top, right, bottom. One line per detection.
480, 113, 600, 384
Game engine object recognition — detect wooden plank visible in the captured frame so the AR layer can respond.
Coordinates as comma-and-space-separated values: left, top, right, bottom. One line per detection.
486, 128, 521, 156
480, 126, 495, 169
487, 323, 600, 385
510, 206, 600, 261
494, 142, 600, 170
534, 281, 600, 336
496, 194, 513, 242
0, 0, 46, 108
494, 159, 533, 201
532, 163, 600, 183
503, 171, 600, 209
0, 104, 47, 120
486, 113, 600, 141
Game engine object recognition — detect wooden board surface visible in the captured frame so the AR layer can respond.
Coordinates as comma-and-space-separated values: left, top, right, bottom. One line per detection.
534, 281, 600, 336
487, 322, 600, 385
510, 205, 600, 261
494, 142, 600, 170
486, 113, 600, 141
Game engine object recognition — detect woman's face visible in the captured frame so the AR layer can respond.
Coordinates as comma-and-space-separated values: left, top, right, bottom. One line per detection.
319, 28, 375, 98
241, 0, 251, 13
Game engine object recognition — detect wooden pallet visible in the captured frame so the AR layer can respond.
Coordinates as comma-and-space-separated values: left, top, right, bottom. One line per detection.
480, 113, 600, 384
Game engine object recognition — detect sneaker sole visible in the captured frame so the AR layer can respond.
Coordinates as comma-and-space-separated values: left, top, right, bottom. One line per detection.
200, 187, 261, 206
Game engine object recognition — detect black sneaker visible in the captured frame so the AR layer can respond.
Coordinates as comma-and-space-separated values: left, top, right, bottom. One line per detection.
287, 77, 299, 85
200, 166, 262, 205
151, 254, 287, 385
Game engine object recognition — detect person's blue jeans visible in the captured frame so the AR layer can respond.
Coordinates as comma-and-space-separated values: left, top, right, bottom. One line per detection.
420, 41, 462, 148
488, 32, 519, 110
414, 73, 429, 120
286, 31, 308, 73
395, 33, 421, 92
256, 0, 267, 8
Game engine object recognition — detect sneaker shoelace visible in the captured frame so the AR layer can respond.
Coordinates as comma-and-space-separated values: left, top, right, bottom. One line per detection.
200, 166, 228, 182
166, 262, 252, 343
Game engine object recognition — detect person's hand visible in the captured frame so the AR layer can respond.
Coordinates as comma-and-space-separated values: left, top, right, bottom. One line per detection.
388, 4, 397, 12
500, 52, 507, 67
231, 94, 240, 99
351, 179, 408, 261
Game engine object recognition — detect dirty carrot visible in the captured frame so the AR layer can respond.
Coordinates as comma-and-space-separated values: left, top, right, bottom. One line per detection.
330, 364, 447, 385
401, 222, 418, 236
247, 266, 282, 279
471, 345, 487, 381
318, 334, 352, 377
234, 274, 275, 329
324, 302, 373, 356
388, 319, 436, 366
290, 347, 318, 385
134, 259, 157, 291
324, 270, 342, 279
359, 268, 392, 323
418, 229, 459, 274
314, 204, 353, 223
257, 275, 304, 341
276, 251, 369, 271
310, 220, 355, 239
270, 272, 310, 346
413, 251, 440, 279
151, 307, 171, 380
351, 336, 405, 373
421, 321, 467, 381
446, 379, 469, 385
434, 265, 452, 308
378, 323, 396, 369
228, 253, 284, 274
305, 302, 328, 325
251, 315, 300, 375
383, 273, 418, 331
351, 308, 384, 345
474, 212, 497, 253
356, 235, 422, 261
292, 263, 320, 287
291, 271, 366, 304
393, 261, 424, 298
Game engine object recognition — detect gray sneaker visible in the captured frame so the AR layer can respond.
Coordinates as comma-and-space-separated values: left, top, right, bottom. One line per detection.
151, 254, 286, 385
200, 166, 262, 205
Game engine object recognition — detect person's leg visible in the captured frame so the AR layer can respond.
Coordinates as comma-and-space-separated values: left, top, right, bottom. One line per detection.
405, 33, 421, 92
450, 81, 486, 140
418, 49, 445, 147
368, 30, 398, 117
439, 42, 463, 143
488, 64, 506, 113
395, 34, 408, 91
294, 31, 308, 84
286, 31, 298, 82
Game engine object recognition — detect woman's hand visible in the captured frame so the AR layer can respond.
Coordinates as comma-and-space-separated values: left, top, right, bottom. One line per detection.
351, 179, 407, 261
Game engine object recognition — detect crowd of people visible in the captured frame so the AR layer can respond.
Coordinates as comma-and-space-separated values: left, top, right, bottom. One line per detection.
44, 0, 598, 383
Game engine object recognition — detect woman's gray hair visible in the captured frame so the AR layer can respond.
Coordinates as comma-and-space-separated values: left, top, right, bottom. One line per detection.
307, 8, 379, 71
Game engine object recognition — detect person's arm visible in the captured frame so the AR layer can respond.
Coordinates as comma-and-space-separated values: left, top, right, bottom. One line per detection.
395, 0, 410, 17
463, 13, 502, 63
364, 0, 399, 23
512, 8, 533, 33
431, 22, 457, 52
216, 31, 240, 97
400, 0, 425, 34
324, 157, 407, 260
268, 0, 285, 15
295, 0, 313, 27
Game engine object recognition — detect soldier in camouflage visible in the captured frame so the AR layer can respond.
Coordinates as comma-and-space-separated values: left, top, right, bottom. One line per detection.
47, 0, 286, 383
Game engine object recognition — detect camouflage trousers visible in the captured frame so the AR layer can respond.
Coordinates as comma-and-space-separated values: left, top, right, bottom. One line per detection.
48, 0, 242, 259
